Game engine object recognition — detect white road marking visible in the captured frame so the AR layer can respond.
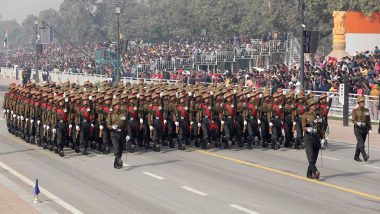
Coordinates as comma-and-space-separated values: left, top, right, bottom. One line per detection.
180, 186, 208, 196
288, 150, 297, 152
142, 172, 165, 180
321, 156, 340, 161
229, 204, 260, 214
123, 164, 130, 167
0, 118, 4, 120
96, 155, 103, 157
364, 165, 380, 170
329, 139, 380, 152
0, 161, 83, 214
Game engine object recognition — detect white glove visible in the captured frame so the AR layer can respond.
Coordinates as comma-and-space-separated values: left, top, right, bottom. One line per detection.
46, 126, 50, 130
257, 119, 261, 125
140, 119, 143, 124
21, 116, 24, 121
89, 96, 92, 100
112, 125, 117, 130
136, 94, 140, 99
37, 120, 40, 125
6, 110, 9, 113
320, 139, 326, 147
160, 92, 163, 98
76, 125, 80, 131
87, 108, 91, 112
369, 130, 372, 134
164, 120, 167, 124
221, 121, 225, 125
12, 114, 16, 118
307, 127, 313, 133
126, 135, 131, 142
2, 109, 5, 113
91, 123, 94, 127
356, 122, 362, 126
244, 120, 248, 126
269, 122, 273, 127
190, 121, 194, 126
175, 121, 179, 126
25, 118, 29, 122
69, 124, 72, 129
198, 123, 201, 127
11, 111, 13, 114
279, 105, 282, 109
63, 109, 67, 113
52, 129, 56, 133
30, 120, 34, 124
65, 98, 69, 102
233, 89, 237, 94
99, 125, 104, 130
210, 91, 214, 95
17, 116, 20, 120
149, 126, 154, 131
293, 122, 296, 126
188, 92, 192, 97
43, 125, 46, 129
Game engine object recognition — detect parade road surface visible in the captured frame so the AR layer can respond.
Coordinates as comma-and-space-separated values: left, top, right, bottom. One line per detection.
0, 118, 380, 214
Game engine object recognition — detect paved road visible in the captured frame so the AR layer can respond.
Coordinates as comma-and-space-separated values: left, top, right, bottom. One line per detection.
0, 118, 380, 214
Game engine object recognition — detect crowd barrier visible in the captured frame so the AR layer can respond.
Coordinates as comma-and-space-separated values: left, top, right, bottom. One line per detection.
1, 66, 379, 123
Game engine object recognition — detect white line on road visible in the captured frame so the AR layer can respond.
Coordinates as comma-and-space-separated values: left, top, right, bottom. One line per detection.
0, 161, 83, 214
180, 186, 208, 196
229, 204, 259, 214
321, 156, 340, 161
0, 118, 4, 120
364, 165, 380, 170
123, 164, 130, 167
142, 172, 165, 180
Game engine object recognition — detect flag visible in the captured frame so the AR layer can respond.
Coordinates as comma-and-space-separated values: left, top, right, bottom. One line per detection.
34, 179, 40, 195
3, 31, 8, 48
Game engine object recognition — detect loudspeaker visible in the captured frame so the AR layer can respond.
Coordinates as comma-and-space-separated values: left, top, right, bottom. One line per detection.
303, 30, 319, 53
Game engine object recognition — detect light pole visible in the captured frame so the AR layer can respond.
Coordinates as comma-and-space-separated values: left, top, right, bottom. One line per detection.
115, 4, 121, 83
299, 0, 305, 90
34, 18, 39, 83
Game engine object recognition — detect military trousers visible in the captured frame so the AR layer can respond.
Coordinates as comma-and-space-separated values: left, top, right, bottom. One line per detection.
304, 133, 320, 176
354, 126, 368, 159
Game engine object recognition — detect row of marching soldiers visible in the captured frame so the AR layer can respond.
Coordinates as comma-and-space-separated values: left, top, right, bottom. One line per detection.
2, 81, 332, 169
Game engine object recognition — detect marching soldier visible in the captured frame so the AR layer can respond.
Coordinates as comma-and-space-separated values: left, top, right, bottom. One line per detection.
318, 93, 332, 149
269, 92, 283, 150
293, 92, 306, 149
107, 98, 128, 169
352, 96, 371, 162
244, 91, 262, 149
302, 99, 323, 180
53, 96, 68, 157
149, 92, 164, 152
260, 90, 271, 148
174, 92, 189, 151
196, 92, 213, 149
283, 92, 294, 148
220, 90, 236, 149
126, 93, 140, 152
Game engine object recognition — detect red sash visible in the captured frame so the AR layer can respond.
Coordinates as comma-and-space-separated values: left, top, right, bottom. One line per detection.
225, 103, 234, 116
320, 104, 329, 117
272, 104, 282, 117
247, 103, 257, 117
57, 108, 67, 122
128, 106, 138, 121
297, 103, 305, 115
177, 105, 187, 119
152, 106, 164, 130
80, 107, 91, 122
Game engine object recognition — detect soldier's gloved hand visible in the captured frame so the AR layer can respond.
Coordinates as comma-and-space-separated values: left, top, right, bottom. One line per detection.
12, 114, 16, 118
52, 129, 56, 133
89, 96, 92, 100
20, 116, 24, 121
17, 115, 20, 120
76, 125, 80, 131
6, 109, 10, 113
91, 123, 94, 127
269, 122, 273, 127
126, 135, 131, 142
149, 126, 154, 131
244, 120, 248, 126
190, 121, 194, 126
65, 98, 69, 102
221, 121, 225, 125
99, 125, 104, 130
43, 125, 46, 129
198, 123, 201, 127
69, 124, 72, 129
356, 122, 362, 126
30, 120, 34, 124
307, 127, 313, 133
11, 111, 13, 114
37, 120, 40, 125
369, 130, 372, 134
46, 126, 50, 130
63, 109, 67, 113
293, 122, 296, 126
25, 118, 29, 122
320, 139, 326, 147
164, 120, 167, 124
140, 119, 143, 124
175, 121, 179, 126
112, 125, 117, 130
2, 109, 5, 113
257, 119, 261, 125
312, 128, 317, 133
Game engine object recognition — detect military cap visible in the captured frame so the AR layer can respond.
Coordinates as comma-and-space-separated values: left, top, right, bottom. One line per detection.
273, 92, 282, 98
307, 99, 318, 108
112, 99, 120, 106
357, 96, 365, 103
320, 93, 328, 99
120, 93, 128, 100
286, 92, 294, 99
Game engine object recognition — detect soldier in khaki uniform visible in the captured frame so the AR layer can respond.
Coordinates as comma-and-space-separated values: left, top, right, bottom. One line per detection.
352, 96, 371, 162
302, 99, 323, 180
107, 98, 128, 169
283, 92, 294, 148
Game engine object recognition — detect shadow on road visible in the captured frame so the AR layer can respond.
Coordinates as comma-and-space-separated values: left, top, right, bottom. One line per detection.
320, 171, 374, 181
124, 159, 181, 171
